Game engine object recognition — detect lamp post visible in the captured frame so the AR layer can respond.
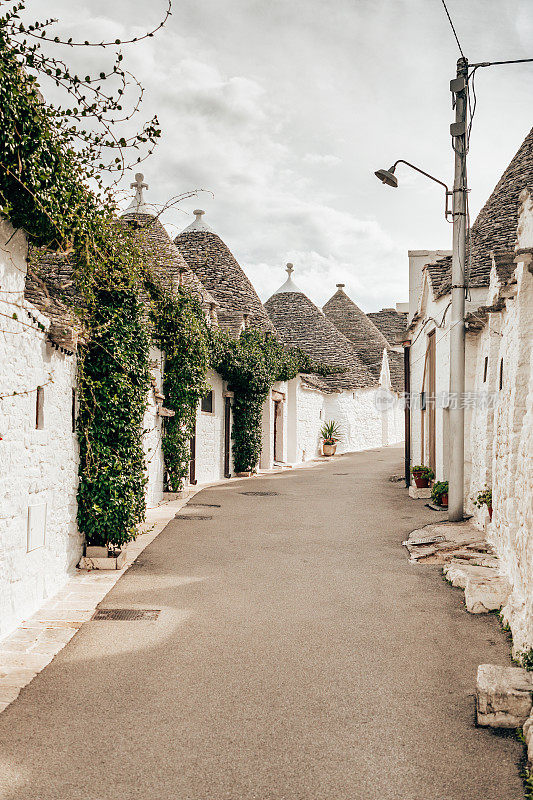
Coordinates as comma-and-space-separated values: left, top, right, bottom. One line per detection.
375, 57, 469, 521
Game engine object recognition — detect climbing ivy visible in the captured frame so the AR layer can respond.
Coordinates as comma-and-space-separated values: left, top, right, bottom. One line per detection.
148, 281, 211, 491
76, 289, 151, 547
212, 331, 342, 473
0, 4, 168, 547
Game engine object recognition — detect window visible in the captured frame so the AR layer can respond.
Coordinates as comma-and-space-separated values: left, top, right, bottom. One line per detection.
499, 358, 504, 390
71, 389, 77, 433
201, 390, 213, 413
35, 386, 44, 430
483, 356, 488, 383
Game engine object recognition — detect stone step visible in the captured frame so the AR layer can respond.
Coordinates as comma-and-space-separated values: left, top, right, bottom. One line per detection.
476, 664, 533, 728
465, 575, 511, 613
443, 562, 498, 589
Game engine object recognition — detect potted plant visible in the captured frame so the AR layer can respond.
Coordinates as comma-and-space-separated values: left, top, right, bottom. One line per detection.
474, 487, 492, 520
410, 464, 435, 489
320, 420, 341, 456
431, 480, 449, 507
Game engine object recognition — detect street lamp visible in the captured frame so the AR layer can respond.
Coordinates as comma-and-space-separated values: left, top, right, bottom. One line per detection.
374, 159, 453, 220
374, 57, 469, 525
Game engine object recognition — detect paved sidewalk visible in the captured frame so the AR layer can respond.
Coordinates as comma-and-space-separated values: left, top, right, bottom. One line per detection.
0, 446, 523, 799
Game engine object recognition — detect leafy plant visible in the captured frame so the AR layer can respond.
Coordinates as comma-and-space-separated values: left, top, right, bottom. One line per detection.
431, 480, 449, 504
520, 649, 533, 672
148, 281, 211, 491
473, 487, 492, 509
320, 420, 342, 445
411, 464, 435, 481
0, 4, 170, 547
76, 289, 150, 547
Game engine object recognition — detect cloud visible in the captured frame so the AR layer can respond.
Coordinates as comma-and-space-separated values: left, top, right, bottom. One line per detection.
303, 153, 341, 166
22, 0, 533, 316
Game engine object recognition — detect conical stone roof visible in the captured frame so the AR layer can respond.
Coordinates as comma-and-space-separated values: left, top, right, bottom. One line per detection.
323, 284, 389, 381
174, 210, 275, 337
122, 211, 216, 308
265, 268, 375, 391
120, 176, 215, 309
468, 126, 533, 287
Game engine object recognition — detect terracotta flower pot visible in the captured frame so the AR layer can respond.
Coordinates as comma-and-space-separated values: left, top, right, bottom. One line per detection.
413, 474, 429, 489
440, 493, 448, 508
488, 506, 493, 521
322, 443, 337, 456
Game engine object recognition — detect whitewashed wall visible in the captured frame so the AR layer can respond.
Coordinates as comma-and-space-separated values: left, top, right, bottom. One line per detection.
295, 380, 326, 462
259, 381, 288, 470
488, 198, 532, 653
195, 369, 228, 483
408, 259, 487, 483
143, 346, 164, 509
0, 220, 81, 639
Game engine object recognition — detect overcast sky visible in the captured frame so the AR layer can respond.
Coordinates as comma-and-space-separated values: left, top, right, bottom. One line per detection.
27, 0, 533, 311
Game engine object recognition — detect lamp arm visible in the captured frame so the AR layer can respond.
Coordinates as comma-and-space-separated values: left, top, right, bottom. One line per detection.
392, 160, 453, 221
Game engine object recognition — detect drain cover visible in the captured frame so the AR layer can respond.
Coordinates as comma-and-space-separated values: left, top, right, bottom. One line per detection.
240, 491, 279, 496
333, 473, 349, 475
174, 514, 213, 520
185, 503, 221, 508
92, 609, 160, 621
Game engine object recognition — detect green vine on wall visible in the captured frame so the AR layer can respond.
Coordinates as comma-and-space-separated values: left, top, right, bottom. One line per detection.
148, 281, 211, 491
211, 331, 340, 473
0, 3, 170, 547
76, 289, 150, 547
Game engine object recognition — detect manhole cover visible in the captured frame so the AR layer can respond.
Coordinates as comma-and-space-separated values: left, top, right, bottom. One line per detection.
240, 491, 279, 496
185, 503, 221, 508
174, 514, 213, 520
92, 609, 160, 621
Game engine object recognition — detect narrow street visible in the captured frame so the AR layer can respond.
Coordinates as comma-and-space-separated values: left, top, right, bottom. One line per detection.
0, 446, 523, 800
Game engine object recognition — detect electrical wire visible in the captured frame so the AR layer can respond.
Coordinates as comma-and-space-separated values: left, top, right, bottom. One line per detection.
440, 0, 465, 59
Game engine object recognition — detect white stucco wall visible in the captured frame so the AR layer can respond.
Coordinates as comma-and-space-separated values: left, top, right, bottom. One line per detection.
294, 380, 326, 462
143, 347, 164, 509
0, 220, 81, 640
195, 369, 228, 483
408, 263, 487, 483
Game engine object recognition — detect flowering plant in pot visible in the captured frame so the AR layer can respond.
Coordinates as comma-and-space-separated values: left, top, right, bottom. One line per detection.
320, 420, 341, 456
431, 480, 449, 507
410, 464, 435, 489
474, 487, 492, 520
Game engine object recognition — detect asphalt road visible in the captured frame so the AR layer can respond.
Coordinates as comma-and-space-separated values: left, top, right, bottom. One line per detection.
0, 446, 524, 799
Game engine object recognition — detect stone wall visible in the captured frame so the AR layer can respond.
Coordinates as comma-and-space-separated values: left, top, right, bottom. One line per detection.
491, 258, 533, 653
0, 220, 81, 639
466, 191, 533, 652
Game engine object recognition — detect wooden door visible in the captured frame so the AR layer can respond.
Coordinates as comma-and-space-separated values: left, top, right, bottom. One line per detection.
189, 419, 197, 486
224, 396, 231, 478
427, 330, 436, 474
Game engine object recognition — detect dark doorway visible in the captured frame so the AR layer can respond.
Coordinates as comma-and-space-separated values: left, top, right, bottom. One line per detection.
224, 396, 231, 478
273, 400, 282, 463
189, 419, 197, 485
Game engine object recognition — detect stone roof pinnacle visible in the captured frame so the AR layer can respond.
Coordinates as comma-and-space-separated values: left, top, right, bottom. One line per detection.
272, 262, 302, 295
180, 208, 214, 234
122, 172, 156, 216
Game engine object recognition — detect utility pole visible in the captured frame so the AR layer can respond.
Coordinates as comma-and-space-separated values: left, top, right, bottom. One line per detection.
448, 56, 469, 522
